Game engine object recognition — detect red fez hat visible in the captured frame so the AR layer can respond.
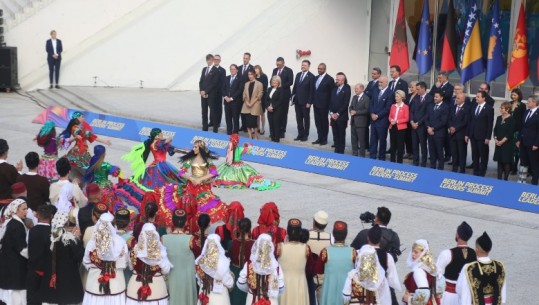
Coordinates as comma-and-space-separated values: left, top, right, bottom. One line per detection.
333, 220, 347, 232
94, 203, 108, 215
86, 183, 100, 196
11, 182, 26, 195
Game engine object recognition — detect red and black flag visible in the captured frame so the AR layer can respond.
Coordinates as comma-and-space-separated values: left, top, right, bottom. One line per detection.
440, 0, 458, 72
389, 0, 410, 74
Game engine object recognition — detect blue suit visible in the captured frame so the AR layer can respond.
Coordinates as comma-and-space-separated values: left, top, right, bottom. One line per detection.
425, 102, 449, 169
330, 84, 351, 153
45, 38, 63, 85
467, 103, 494, 176
223, 74, 242, 134
519, 109, 539, 184
312, 74, 335, 144
410, 94, 433, 166
369, 87, 394, 160
292, 71, 315, 139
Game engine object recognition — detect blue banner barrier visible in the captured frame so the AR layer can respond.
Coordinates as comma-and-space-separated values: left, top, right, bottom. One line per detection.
34, 107, 539, 213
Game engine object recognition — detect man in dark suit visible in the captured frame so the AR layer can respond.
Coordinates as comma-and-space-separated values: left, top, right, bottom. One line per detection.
518, 96, 539, 184
223, 64, 242, 135
199, 54, 220, 132
272, 57, 294, 139
349, 83, 370, 157
388, 65, 408, 101
27, 205, 55, 305
426, 91, 450, 170
410, 82, 432, 167
45, 30, 63, 89
363, 67, 382, 151
429, 71, 454, 103
329, 73, 351, 154
369, 76, 393, 160
209, 54, 226, 129
292, 60, 315, 141
238, 52, 254, 132
448, 93, 470, 173
466, 91, 494, 176
312, 63, 334, 145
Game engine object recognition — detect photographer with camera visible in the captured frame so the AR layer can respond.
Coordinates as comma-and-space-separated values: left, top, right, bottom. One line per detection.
351, 206, 401, 305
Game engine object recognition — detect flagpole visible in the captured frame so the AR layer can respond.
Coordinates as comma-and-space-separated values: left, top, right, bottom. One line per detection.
431, 0, 440, 87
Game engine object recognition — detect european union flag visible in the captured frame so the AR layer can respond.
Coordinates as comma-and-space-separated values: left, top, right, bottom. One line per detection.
486, 0, 505, 83
416, 0, 432, 75
460, 0, 484, 84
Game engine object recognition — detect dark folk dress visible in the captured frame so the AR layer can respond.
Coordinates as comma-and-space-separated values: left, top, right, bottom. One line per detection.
493, 115, 515, 163
0, 218, 28, 290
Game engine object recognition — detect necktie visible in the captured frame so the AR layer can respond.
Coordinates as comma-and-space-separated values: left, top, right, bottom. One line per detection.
378, 90, 383, 99
526, 111, 532, 122
205, 67, 210, 76
316, 75, 322, 89
475, 106, 481, 116
300, 72, 305, 83
420, 96, 424, 104
391, 81, 396, 91
243, 65, 247, 74
434, 104, 439, 111
230, 76, 234, 86
456, 106, 461, 114
337, 87, 341, 95
278, 69, 282, 76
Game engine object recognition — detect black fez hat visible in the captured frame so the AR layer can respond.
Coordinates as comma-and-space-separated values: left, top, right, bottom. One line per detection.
173, 209, 187, 221
93, 203, 108, 215
476, 231, 492, 252
288, 218, 302, 228
368, 224, 382, 244
115, 208, 130, 221
457, 221, 473, 241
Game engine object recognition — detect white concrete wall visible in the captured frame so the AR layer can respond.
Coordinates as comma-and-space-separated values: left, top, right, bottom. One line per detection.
5, 0, 372, 90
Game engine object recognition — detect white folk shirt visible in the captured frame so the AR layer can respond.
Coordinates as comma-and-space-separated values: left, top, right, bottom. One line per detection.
456, 257, 507, 305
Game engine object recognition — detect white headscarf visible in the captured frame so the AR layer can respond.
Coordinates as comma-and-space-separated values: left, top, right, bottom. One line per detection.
250, 233, 278, 275
56, 183, 74, 213
407, 239, 436, 275
351, 244, 385, 291
195, 234, 230, 292
50, 211, 77, 251
0, 199, 27, 249
135, 223, 171, 272
86, 212, 125, 261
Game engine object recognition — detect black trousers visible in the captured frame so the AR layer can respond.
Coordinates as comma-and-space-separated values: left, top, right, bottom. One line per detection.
212, 97, 223, 128
450, 137, 467, 172
47, 57, 61, 84
331, 118, 347, 153
280, 103, 290, 136
428, 134, 446, 169
201, 93, 219, 132
471, 138, 489, 176
295, 103, 311, 138
389, 126, 406, 163
520, 145, 539, 184
405, 124, 412, 154
313, 104, 330, 142
412, 126, 428, 166
269, 106, 286, 142
224, 100, 241, 134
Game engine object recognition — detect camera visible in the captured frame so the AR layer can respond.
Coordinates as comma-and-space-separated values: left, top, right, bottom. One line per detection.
359, 211, 375, 224
388, 247, 404, 257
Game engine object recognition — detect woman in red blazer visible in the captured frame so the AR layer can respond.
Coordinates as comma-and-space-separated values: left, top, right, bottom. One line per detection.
388, 90, 409, 163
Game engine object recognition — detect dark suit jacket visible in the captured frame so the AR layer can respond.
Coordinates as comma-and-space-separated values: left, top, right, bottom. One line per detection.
410, 94, 433, 127
349, 94, 371, 127
370, 87, 394, 127
312, 74, 335, 108
45, 39, 63, 60
364, 79, 379, 99
467, 103, 494, 140
520, 109, 539, 147
389, 78, 408, 100
429, 82, 454, 103
199, 66, 219, 95
292, 71, 315, 105
268, 87, 286, 110
223, 74, 242, 103
425, 102, 450, 137
238, 64, 254, 84
216, 66, 226, 96
272, 66, 294, 97
448, 104, 470, 140
329, 85, 352, 121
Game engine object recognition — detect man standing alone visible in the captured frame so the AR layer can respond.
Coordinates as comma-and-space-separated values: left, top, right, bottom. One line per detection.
46, 30, 63, 89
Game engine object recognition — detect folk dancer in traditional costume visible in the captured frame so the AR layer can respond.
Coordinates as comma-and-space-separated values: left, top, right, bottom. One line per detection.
436, 222, 476, 305
307, 210, 331, 305
35, 120, 60, 181
178, 140, 226, 224
228, 218, 254, 305
237, 233, 285, 305
115, 208, 134, 286
456, 232, 506, 305
126, 222, 173, 304
82, 212, 129, 305
60, 111, 112, 180
342, 225, 401, 305
0, 199, 29, 305
215, 201, 245, 255
195, 234, 235, 305
251, 202, 287, 252
214, 134, 280, 190
315, 221, 357, 305
402, 240, 439, 305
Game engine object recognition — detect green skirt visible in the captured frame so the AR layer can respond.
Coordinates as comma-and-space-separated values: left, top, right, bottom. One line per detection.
230, 264, 248, 305
214, 161, 280, 191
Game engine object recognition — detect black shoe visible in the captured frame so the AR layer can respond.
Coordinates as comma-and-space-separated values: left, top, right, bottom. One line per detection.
447, 161, 453, 165
49, 84, 53, 89
300, 137, 308, 142
208, 123, 213, 127
280, 134, 285, 139
312, 140, 321, 144
319, 141, 327, 145
55, 85, 60, 89
466, 163, 474, 169
385, 149, 391, 154
331, 144, 335, 148
444, 156, 451, 162
294, 137, 301, 141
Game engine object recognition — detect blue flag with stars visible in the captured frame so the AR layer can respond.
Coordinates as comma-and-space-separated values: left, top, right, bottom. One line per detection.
486, 0, 505, 83
416, 0, 432, 75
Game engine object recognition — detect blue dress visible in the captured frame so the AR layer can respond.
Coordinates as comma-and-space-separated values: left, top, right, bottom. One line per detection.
319, 245, 356, 305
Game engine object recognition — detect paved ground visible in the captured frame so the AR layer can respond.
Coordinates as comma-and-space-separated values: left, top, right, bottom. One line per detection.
1, 87, 537, 303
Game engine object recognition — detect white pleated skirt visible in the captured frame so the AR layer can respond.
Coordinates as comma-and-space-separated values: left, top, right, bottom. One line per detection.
82, 292, 127, 305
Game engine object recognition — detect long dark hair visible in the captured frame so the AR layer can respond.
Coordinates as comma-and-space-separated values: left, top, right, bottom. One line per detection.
60, 118, 80, 139
142, 128, 162, 163
238, 218, 252, 266
180, 140, 217, 163
197, 213, 211, 250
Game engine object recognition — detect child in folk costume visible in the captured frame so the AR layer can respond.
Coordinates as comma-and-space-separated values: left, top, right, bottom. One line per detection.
35, 120, 60, 181
82, 212, 129, 305
126, 223, 173, 305
402, 240, 439, 305
237, 233, 285, 305
195, 234, 235, 305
